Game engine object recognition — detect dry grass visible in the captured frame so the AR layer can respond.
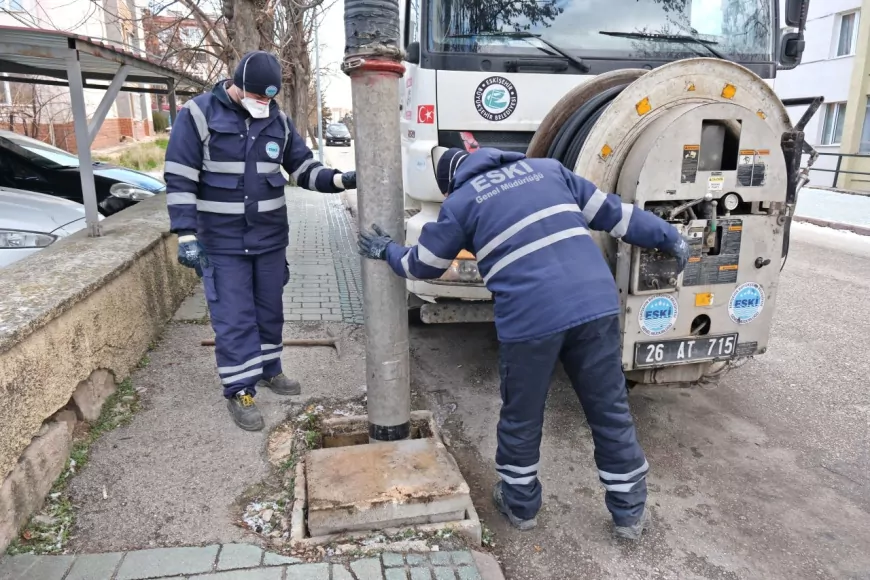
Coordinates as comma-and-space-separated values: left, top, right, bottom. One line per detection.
94, 138, 168, 171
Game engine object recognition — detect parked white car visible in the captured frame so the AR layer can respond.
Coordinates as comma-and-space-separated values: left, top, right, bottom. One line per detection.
0, 187, 100, 268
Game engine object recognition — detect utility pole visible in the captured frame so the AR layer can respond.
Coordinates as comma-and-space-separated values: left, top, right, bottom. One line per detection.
342, 0, 410, 441
314, 6, 324, 163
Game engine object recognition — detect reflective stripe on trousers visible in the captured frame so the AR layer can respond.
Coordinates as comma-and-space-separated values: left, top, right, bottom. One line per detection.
495, 314, 647, 526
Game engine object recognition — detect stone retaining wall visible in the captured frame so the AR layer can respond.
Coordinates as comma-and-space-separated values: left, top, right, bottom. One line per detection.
0, 196, 197, 552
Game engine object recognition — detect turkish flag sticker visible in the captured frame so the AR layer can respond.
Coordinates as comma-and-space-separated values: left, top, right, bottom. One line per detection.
417, 105, 435, 124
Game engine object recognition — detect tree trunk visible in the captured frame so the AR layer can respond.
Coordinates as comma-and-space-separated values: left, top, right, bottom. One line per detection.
223, 0, 275, 71
224, 0, 314, 135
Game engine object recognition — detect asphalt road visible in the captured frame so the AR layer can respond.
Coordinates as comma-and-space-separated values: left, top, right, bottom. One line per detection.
409, 223, 870, 580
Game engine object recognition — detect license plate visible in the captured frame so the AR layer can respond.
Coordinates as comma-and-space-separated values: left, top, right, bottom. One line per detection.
634, 334, 738, 368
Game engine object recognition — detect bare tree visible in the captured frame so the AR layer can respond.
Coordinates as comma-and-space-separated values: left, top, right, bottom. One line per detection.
2, 81, 73, 146
631, 0, 772, 62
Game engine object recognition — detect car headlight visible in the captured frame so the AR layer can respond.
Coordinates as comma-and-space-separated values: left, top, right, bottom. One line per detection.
110, 183, 156, 201
0, 230, 56, 248
439, 251, 483, 284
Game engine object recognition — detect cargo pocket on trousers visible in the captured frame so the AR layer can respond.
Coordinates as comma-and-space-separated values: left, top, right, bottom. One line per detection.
283, 259, 290, 287
202, 265, 218, 303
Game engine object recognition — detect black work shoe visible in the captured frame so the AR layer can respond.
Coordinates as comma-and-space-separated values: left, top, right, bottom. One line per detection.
492, 482, 537, 531
613, 508, 651, 541
257, 373, 301, 396
227, 391, 265, 431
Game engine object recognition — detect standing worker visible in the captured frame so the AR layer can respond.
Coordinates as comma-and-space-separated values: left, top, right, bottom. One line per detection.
164, 51, 356, 431
358, 147, 688, 540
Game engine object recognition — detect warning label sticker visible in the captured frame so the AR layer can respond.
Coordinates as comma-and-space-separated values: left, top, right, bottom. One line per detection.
737, 149, 767, 187
707, 172, 725, 192
681, 145, 699, 183
682, 218, 743, 287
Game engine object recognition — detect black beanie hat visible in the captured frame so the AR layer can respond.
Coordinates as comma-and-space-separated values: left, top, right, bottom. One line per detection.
436, 147, 469, 194
233, 51, 282, 98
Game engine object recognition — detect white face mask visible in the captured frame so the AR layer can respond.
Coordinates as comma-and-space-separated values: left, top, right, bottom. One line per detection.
241, 95, 270, 118
240, 56, 272, 119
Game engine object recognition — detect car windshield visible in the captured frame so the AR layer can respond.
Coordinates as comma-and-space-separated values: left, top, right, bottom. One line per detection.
429, 0, 775, 63
328, 124, 350, 135
2, 135, 80, 169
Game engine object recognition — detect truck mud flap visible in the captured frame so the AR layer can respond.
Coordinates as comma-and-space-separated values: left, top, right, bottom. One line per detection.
419, 302, 495, 324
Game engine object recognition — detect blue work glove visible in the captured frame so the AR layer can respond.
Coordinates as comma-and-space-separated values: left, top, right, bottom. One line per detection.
659, 235, 691, 274
341, 171, 356, 190
358, 224, 392, 260
177, 234, 209, 277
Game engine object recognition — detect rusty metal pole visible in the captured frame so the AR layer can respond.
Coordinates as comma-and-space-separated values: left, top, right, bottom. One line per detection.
342, 0, 410, 441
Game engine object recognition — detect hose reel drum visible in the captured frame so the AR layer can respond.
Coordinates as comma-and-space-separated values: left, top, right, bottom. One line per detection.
530, 59, 796, 385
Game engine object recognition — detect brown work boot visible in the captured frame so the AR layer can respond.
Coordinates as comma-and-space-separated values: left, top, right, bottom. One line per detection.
257, 373, 301, 396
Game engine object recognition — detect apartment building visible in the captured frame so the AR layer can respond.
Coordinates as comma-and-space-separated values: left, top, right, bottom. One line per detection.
774, 0, 870, 189
0, 0, 154, 152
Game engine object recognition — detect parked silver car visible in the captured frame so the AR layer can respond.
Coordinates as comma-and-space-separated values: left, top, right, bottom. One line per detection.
0, 187, 100, 268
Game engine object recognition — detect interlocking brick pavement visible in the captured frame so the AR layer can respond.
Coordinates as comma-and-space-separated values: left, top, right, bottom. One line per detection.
284, 187, 363, 323
172, 186, 364, 325
0, 546, 502, 580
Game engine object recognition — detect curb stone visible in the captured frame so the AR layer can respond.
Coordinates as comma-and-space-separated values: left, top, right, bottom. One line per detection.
793, 215, 870, 236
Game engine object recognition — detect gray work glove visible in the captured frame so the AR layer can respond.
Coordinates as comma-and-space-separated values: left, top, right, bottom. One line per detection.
659, 235, 690, 274
177, 234, 209, 277
341, 171, 356, 190
358, 224, 392, 260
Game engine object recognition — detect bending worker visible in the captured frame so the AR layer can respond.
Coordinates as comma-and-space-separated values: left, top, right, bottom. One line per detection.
358, 147, 688, 540
165, 51, 356, 431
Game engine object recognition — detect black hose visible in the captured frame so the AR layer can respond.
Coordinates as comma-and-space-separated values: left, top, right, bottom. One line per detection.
781, 216, 792, 272
546, 84, 628, 169
344, 0, 400, 53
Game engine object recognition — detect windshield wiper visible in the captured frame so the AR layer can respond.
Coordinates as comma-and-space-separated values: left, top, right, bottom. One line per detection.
599, 31, 727, 60
447, 31, 590, 73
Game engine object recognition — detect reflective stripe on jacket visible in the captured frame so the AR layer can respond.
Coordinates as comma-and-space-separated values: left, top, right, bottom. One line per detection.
165, 80, 343, 255
385, 148, 681, 342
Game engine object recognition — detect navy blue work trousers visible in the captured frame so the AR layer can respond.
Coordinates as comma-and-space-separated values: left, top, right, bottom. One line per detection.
496, 314, 648, 526
201, 249, 288, 398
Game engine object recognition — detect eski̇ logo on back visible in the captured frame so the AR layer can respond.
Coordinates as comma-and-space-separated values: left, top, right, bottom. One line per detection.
728, 282, 765, 324
639, 295, 678, 336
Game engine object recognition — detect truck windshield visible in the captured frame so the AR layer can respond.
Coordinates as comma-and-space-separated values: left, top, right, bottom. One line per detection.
429, 0, 775, 63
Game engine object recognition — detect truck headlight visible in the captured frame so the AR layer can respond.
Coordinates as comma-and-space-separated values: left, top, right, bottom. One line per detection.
439, 251, 483, 284
110, 183, 156, 201
0, 230, 56, 248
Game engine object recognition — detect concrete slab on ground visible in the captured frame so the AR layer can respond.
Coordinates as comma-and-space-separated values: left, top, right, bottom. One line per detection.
306, 438, 472, 536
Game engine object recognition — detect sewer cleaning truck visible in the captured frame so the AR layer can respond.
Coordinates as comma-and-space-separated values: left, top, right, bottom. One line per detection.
396, 0, 818, 385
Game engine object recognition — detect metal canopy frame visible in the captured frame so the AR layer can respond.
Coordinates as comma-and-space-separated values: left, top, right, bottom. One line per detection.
0, 26, 208, 236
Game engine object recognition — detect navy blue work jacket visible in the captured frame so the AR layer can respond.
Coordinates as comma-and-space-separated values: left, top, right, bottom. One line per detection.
385, 149, 681, 342
164, 81, 342, 255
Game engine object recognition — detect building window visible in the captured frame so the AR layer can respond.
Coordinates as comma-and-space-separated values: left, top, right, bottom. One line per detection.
835, 12, 859, 57
0, 0, 26, 11
860, 100, 870, 154
822, 102, 847, 146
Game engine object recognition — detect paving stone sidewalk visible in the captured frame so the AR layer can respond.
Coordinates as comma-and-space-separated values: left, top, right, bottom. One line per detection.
172, 186, 364, 325
0, 545, 502, 580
